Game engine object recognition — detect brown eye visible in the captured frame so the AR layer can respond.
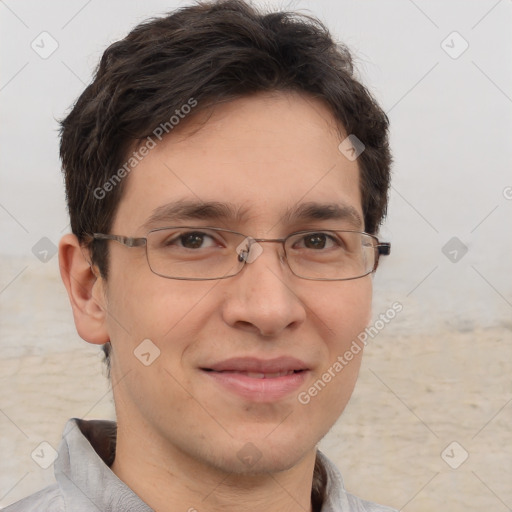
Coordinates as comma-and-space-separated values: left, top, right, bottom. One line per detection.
180, 232, 208, 249
160, 230, 219, 250
303, 233, 328, 249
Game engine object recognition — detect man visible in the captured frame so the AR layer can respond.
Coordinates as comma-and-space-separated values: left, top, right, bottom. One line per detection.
4, 0, 395, 510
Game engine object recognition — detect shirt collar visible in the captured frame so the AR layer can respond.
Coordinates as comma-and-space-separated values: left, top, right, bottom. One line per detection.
55, 418, 153, 511
55, 418, 350, 512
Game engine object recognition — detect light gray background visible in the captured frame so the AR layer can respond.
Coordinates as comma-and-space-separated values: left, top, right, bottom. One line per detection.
1, 1, 511, 511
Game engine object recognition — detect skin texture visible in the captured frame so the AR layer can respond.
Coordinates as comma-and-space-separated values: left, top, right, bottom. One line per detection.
59, 90, 373, 512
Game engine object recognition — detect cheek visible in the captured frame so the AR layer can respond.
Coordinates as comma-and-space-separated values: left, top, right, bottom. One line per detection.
104, 272, 220, 368
314, 277, 373, 346
294, 281, 371, 438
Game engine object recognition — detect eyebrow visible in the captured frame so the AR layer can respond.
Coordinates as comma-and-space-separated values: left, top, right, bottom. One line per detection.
282, 201, 363, 230
140, 199, 363, 231
140, 200, 250, 231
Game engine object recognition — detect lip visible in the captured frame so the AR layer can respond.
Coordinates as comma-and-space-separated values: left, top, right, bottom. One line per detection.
201, 357, 310, 402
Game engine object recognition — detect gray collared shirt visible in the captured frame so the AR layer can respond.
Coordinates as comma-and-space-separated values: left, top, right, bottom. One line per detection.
3, 418, 397, 512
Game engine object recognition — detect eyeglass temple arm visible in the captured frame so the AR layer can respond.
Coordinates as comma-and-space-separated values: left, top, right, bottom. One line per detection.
378, 242, 391, 256
92, 233, 147, 248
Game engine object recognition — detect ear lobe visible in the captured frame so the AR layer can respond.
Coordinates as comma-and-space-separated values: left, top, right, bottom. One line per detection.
58, 233, 110, 345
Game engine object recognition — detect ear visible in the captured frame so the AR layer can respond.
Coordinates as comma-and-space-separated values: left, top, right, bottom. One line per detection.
58, 233, 110, 345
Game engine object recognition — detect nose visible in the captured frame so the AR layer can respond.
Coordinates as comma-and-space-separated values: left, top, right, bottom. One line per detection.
221, 240, 306, 337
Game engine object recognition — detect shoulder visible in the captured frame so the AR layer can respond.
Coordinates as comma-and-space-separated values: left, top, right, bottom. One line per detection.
317, 451, 398, 512
1, 484, 64, 512
345, 492, 399, 512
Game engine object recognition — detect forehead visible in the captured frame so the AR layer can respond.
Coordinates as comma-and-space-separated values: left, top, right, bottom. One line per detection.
113, 91, 362, 234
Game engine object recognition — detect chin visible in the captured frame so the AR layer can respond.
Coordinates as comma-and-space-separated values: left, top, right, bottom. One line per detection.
215, 448, 311, 476
203, 428, 321, 476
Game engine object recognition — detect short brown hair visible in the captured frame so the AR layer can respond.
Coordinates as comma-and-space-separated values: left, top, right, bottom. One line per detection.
59, 0, 391, 383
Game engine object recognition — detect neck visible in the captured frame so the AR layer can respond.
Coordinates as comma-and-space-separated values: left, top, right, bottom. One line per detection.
110, 419, 317, 512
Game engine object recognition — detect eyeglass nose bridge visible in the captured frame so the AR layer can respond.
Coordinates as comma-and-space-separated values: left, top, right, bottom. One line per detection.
236, 236, 287, 265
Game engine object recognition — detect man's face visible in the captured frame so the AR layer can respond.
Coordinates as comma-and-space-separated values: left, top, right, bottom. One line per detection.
101, 91, 372, 474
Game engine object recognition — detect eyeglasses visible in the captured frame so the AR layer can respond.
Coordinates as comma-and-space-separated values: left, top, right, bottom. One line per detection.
89, 226, 390, 281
